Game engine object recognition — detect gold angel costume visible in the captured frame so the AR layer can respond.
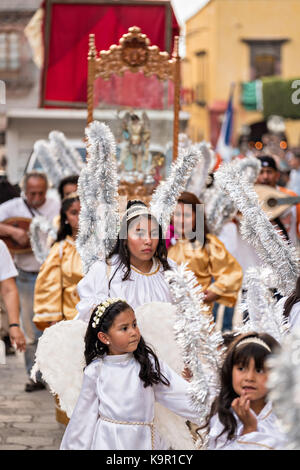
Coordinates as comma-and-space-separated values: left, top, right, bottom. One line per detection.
33, 236, 83, 425
33, 236, 83, 325
168, 234, 243, 311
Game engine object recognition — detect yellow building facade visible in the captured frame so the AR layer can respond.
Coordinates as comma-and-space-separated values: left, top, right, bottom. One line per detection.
183, 0, 300, 147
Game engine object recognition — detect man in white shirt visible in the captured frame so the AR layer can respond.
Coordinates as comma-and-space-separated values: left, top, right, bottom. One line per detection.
0, 171, 60, 391
0, 240, 26, 354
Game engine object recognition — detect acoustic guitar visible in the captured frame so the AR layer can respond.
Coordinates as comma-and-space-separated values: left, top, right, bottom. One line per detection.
1, 217, 32, 254
254, 185, 300, 220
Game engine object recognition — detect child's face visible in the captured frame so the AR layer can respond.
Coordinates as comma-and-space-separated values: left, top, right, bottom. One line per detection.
65, 200, 80, 234
232, 357, 268, 405
98, 308, 141, 356
127, 216, 159, 264
173, 203, 195, 239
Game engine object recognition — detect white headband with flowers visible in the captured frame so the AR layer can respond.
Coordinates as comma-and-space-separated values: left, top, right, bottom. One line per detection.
92, 298, 126, 328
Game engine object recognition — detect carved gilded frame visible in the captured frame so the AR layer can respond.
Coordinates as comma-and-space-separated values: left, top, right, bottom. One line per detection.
87, 26, 181, 159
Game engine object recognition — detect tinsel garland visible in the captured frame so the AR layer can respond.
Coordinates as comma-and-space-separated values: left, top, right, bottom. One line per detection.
267, 326, 300, 449
214, 161, 299, 296
235, 266, 289, 343
204, 187, 236, 235
164, 264, 226, 449
32, 140, 63, 188
185, 142, 213, 199
150, 144, 205, 236
49, 130, 84, 176
76, 121, 120, 274
29, 215, 58, 264
32, 132, 83, 188
204, 156, 261, 235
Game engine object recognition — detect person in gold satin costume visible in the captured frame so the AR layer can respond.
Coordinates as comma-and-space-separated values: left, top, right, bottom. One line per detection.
33, 192, 82, 425
167, 192, 243, 315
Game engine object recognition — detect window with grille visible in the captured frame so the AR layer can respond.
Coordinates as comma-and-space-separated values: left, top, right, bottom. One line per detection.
242, 39, 289, 81
0, 31, 20, 73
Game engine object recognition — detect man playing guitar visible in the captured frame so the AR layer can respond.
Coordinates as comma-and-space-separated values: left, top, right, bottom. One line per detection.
256, 155, 300, 246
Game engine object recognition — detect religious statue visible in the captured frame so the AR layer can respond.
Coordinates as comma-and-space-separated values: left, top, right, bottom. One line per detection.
120, 111, 151, 175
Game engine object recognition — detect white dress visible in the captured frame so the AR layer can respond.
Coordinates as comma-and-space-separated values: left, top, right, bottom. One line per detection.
207, 401, 287, 450
75, 255, 177, 322
60, 353, 199, 450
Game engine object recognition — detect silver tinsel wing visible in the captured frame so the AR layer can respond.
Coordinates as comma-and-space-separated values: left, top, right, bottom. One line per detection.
48, 130, 84, 176
235, 265, 290, 343
150, 144, 205, 237
31, 132, 84, 188
185, 142, 213, 199
29, 215, 58, 264
214, 160, 299, 296
204, 155, 261, 235
31, 320, 87, 418
267, 326, 300, 449
76, 121, 120, 274
164, 264, 225, 403
32, 140, 63, 188
164, 264, 226, 448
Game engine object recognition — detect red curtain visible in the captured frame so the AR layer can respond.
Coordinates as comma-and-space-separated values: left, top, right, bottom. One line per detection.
42, 3, 180, 108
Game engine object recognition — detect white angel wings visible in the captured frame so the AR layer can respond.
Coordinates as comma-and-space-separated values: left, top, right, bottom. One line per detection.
31, 319, 87, 418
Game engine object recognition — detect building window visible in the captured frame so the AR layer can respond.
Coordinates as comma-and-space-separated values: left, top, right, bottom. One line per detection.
195, 50, 208, 106
254, 53, 276, 78
0, 31, 20, 73
242, 39, 289, 81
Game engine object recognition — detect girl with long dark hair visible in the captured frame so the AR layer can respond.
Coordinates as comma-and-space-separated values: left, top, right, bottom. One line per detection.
33, 193, 83, 425
33, 193, 83, 327
75, 199, 176, 323
203, 332, 287, 449
60, 299, 200, 450
168, 191, 243, 316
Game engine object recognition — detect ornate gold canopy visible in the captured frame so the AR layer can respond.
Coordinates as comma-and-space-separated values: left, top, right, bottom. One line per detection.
87, 26, 181, 159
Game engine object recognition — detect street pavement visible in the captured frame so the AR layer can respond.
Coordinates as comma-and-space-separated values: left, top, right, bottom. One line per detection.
0, 350, 65, 450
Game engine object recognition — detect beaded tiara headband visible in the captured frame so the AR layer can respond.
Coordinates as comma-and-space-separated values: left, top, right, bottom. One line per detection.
125, 202, 152, 222
92, 298, 126, 328
236, 337, 271, 353
62, 191, 79, 202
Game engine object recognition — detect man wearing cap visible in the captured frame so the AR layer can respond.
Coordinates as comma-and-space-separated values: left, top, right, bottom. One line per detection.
256, 155, 300, 246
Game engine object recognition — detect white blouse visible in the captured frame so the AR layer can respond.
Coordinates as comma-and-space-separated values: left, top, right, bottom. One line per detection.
75, 255, 177, 322
207, 401, 287, 450
60, 353, 199, 450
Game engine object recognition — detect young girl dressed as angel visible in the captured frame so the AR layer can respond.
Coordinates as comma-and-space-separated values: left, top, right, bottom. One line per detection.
203, 332, 288, 450
60, 298, 200, 450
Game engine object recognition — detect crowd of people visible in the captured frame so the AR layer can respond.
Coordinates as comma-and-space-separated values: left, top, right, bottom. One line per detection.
0, 127, 300, 451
